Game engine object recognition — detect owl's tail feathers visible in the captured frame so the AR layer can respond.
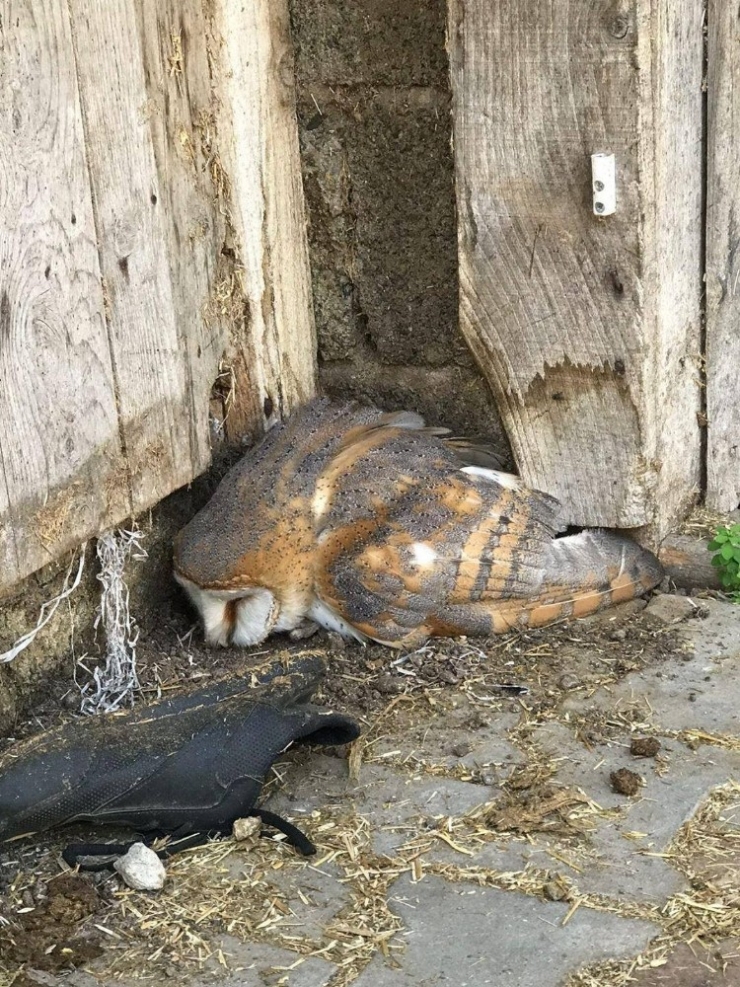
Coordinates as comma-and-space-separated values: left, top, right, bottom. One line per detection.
487, 530, 663, 633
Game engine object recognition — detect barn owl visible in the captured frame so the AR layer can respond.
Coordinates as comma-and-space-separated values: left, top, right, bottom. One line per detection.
173, 399, 662, 649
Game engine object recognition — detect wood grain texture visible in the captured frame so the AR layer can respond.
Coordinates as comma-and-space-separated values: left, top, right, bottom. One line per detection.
0, 0, 317, 595
133, 0, 226, 474
212, 0, 317, 428
448, 0, 703, 535
0, 0, 127, 590
706, 0, 740, 511
68, 0, 195, 511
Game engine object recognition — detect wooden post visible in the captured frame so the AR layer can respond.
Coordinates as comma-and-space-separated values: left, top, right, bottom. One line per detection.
706, 0, 740, 512
208, 0, 317, 435
447, 1, 704, 537
0, 0, 316, 595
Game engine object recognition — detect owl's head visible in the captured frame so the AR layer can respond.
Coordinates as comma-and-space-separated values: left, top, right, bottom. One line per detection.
174, 574, 278, 647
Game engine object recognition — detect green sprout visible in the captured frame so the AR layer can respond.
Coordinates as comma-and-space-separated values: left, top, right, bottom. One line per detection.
708, 523, 740, 602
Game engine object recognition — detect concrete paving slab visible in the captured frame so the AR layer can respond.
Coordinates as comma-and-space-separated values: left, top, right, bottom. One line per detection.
366, 701, 522, 781
614, 745, 738, 847
646, 596, 740, 663
265, 757, 490, 853
7, 596, 740, 987
352, 874, 659, 987
400, 836, 535, 874
265, 862, 350, 941
559, 598, 740, 743
529, 714, 739, 904
530, 719, 739, 844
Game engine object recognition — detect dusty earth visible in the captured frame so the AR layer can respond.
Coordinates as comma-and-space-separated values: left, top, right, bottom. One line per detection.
1, 588, 740, 987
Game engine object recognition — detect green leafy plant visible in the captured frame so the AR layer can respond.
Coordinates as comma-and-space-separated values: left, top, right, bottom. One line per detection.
708, 523, 740, 602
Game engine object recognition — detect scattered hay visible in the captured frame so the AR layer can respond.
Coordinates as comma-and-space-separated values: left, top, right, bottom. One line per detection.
667, 780, 740, 882
0, 546, 86, 665
565, 781, 740, 986
0, 606, 733, 986
484, 785, 611, 838
667, 728, 740, 754
69, 808, 407, 986
679, 508, 736, 539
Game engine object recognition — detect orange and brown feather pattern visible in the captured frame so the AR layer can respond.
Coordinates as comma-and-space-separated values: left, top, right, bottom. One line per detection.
173, 399, 663, 649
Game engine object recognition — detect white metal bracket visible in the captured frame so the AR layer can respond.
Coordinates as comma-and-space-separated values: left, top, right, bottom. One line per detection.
591, 153, 616, 217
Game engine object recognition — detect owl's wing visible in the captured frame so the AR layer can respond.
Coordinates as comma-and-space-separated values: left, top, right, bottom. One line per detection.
174, 398, 400, 587
313, 424, 564, 645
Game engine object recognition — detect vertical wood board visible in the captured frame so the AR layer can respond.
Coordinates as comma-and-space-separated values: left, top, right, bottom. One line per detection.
133, 0, 227, 472
448, 0, 703, 534
68, 0, 196, 511
0, 0, 127, 588
0, 0, 317, 596
706, 0, 740, 511
213, 0, 317, 432
638, 0, 705, 529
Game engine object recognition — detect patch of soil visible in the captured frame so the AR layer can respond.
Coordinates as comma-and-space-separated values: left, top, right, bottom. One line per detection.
4, 589, 683, 752
631, 941, 740, 987
0, 873, 103, 977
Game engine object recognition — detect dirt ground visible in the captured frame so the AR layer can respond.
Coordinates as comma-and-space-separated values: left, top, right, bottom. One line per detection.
5, 584, 733, 987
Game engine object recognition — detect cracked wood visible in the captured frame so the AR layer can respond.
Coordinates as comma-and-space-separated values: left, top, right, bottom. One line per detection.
0, 0, 316, 596
447, 0, 703, 535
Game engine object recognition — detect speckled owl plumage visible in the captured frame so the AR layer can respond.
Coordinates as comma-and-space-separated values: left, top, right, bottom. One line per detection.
173, 399, 663, 648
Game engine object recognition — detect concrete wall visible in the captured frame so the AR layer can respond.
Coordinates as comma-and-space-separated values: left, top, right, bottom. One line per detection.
289, 0, 510, 445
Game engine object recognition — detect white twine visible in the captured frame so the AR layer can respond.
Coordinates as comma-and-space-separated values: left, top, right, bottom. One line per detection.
79, 528, 147, 715
0, 545, 87, 664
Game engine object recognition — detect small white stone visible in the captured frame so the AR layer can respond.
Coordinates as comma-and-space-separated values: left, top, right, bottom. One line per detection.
232, 816, 261, 842
113, 843, 166, 891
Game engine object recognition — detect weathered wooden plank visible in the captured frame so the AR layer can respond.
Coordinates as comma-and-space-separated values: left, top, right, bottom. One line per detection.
0, 0, 127, 592
0, 0, 317, 597
67, 0, 196, 511
133, 0, 227, 470
448, 1, 703, 536
706, 0, 740, 511
210, 0, 317, 433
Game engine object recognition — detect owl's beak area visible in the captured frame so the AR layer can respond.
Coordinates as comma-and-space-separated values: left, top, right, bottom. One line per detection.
174, 573, 279, 648
174, 572, 241, 646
